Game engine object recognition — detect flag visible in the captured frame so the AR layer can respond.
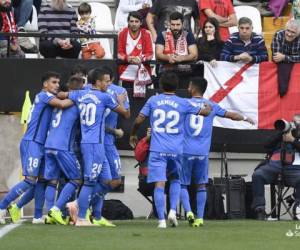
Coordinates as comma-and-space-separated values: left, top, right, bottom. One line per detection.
204, 61, 300, 129
20, 90, 32, 125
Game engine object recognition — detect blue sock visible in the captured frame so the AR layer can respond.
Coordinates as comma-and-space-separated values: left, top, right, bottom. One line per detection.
169, 180, 180, 211
154, 186, 165, 220
196, 187, 207, 219
16, 186, 35, 208
78, 183, 94, 219
45, 183, 57, 212
55, 182, 78, 210
92, 195, 104, 220
0, 180, 34, 209
34, 180, 47, 219
180, 185, 191, 213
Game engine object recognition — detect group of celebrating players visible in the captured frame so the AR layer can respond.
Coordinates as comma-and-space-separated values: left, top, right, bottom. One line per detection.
0, 68, 254, 228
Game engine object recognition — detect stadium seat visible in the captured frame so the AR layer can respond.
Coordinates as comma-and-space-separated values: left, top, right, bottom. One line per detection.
229, 5, 262, 35
89, 2, 114, 32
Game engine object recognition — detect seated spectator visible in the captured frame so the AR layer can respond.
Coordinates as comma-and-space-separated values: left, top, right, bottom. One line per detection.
77, 2, 105, 60
0, 0, 24, 58
155, 11, 198, 88
118, 11, 153, 97
147, 0, 199, 42
115, 0, 152, 31
197, 17, 224, 67
252, 114, 300, 220
220, 17, 268, 63
271, 19, 300, 63
38, 0, 81, 58
199, 0, 237, 41
271, 19, 300, 97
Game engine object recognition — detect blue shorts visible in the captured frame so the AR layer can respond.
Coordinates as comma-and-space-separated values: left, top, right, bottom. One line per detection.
20, 139, 45, 177
180, 154, 209, 185
97, 156, 112, 182
44, 149, 82, 180
147, 151, 181, 183
81, 143, 106, 182
105, 144, 121, 180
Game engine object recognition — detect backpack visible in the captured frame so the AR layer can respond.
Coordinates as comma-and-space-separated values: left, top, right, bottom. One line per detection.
102, 199, 134, 220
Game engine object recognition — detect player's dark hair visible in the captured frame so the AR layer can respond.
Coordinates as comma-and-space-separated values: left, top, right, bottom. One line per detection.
41, 71, 60, 83
169, 12, 184, 23
91, 68, 110, 85
78, 2, 91, 15
159, 71, 179, 92
189, 77, 208, 95
70, 64, 87, 76
127, 11, 142, 22
101, 65, 115, 81
67, 75, 85, 90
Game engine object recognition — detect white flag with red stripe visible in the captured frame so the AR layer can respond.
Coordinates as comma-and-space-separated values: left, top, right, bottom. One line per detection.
203, 61, 300, 129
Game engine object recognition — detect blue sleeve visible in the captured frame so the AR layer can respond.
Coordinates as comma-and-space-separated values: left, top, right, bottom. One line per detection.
214, 103, 226, 117
140, 98, 151, 117
186, 32, 196, 46
185, 99, 202, 114
105, 94, 118, 110
123, 89, 130, 110
220, 38, 236, 62
156, 32, 165, 46
41, 91, 55, 104
68, 90, 78, 103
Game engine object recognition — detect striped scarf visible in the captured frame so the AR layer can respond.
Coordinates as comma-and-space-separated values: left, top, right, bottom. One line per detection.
0, 11, 17, 43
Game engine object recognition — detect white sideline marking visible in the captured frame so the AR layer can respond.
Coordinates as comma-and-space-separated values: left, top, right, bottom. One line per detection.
0, 223, 22, 239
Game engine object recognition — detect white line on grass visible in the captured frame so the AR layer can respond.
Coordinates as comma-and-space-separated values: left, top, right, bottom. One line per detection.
0, 223, 22, 239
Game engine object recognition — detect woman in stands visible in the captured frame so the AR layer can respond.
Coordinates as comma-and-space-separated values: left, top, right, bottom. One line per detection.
38, 0, 81, 58
197, 17, 224, 67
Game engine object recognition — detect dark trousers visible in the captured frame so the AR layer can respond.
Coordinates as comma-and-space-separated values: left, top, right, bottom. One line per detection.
39, 40, 81, 59
252, 160, 300, 209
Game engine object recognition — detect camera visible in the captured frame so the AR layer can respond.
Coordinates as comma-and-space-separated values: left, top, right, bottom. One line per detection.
274, 119, 300, 138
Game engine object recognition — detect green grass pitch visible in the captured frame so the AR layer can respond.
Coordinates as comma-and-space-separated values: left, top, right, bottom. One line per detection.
0, 220, 299, 250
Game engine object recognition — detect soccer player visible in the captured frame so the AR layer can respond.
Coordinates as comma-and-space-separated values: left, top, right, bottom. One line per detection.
43, 75, 85, 225
90, 67, 130, 227
0, 72, 74, 224
180, 77, 254, 227
129, 72, 211, 228
68, 68, 130, 226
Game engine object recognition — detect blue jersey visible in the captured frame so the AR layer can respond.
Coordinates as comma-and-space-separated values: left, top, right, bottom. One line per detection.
69, 89, 118, 144
104, 84, 129, 146
44, 105, 80, 151
183, 98, 226, 156
23, 91, 55, 144
140, 93, 201, 154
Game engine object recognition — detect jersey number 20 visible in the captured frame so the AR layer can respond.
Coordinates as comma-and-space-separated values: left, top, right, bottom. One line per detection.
79, 103, 96, 126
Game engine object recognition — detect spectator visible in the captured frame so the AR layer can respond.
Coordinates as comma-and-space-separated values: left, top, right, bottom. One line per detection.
199, 0, 237, 41
0, 0, 24, 58
271, 19, 300, 63
271, 19, 300, 97
38, 0, 81, 58
146, 0, 199, 42
155, 11, 197, 88
220, 17, 268, 63
197, 17, 224, 67
118, 11, 153, 97
77, 2, 105, 60
115, 0, 152, 31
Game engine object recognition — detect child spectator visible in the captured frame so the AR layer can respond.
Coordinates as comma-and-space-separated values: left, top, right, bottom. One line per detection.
77, 2, 105, 60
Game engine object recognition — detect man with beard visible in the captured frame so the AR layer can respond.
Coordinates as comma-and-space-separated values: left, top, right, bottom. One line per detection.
155, 11, 198, 89
0, 0, 24, 58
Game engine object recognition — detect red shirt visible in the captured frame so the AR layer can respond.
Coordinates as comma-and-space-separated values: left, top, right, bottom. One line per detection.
199, 0, 235, 41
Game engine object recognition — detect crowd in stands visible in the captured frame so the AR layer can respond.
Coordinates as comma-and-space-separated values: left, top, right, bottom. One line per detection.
0, 0, 300, 89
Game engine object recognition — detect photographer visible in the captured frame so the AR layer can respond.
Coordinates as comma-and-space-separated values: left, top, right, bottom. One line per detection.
252, 114, 300, 220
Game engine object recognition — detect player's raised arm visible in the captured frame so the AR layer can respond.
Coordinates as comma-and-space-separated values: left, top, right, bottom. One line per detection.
48, 97, 73, 109
130, 114, 146, 148
224, 111, 255, 125
198, 102, 212, 117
